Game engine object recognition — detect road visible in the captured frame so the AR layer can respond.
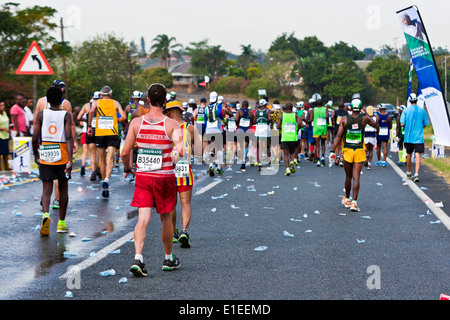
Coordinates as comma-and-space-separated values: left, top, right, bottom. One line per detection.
0, 148, 449, 304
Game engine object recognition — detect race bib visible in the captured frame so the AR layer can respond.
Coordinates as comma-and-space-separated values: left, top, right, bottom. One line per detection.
240, 118, 250, 127
316, 117, 326, 126
346, 130, 362, 144
336, 116, 342, 124
196, 115, 205, 124
207, 119, 219, 129
97, 116, 113, 130
91, 117, 96, 128
174, 159, 190, 178
284, 123, 296, 133
256, 124, 269, 136
379, 127, 388, 136
39, 144, 62, 163
227, 119, 237, 132
137, 148, 162, 171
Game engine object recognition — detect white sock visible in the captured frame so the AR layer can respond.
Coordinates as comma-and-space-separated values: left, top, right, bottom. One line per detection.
104, 178, 109, 182
165, 253, 173, 261
135, 254, 143, 263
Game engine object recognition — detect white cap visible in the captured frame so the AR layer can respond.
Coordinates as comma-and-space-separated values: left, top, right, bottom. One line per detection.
218, 95, 224, 103
259, 98, 267, 106
210, 91, 218, 102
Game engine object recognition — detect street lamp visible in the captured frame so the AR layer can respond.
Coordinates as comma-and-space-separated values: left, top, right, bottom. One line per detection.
445, 55, 449, 102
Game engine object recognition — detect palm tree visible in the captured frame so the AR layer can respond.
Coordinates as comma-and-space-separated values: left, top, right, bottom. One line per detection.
150, 34, 182, 69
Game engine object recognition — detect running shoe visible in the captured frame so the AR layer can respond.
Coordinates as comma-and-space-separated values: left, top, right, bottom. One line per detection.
52, 200, 60, 210
40, 212, 51, 236
320, 156, 326, 166
162, 254, 181, 271
289, 161, 296, 173
80, 166, 85, 176
350, 201, 360, 212
215, 168, 224, 175
102, 181, 109, 198
316, 159, 321, 167
339, 161, 344, 167
57, 221, 69, 233
179, 230, 190, 248
342, 197, 351, 208
240, 163, 246, 172
258, 163, 262, 171
397, 161, 403, 166
299, 153, 305, 159
130, 260, 148, 277
285, 168, 291, 176
406, 171, 412, 179
382, 161, 387, 167
208, 166, 214, 177
413, 174, 419, 183
173, 228, 179, 243
90, 172, 97, 181
367, 164, 372, 170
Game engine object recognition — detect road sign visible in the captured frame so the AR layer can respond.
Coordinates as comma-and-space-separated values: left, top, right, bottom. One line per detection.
16, 41, 54, 75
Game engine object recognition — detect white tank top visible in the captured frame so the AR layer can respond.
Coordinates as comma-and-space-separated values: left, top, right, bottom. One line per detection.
41, 109, 67, 143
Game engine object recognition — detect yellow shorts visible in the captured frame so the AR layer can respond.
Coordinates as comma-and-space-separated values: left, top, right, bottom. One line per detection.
342, 147, 366, 164
313, 135, 327, 139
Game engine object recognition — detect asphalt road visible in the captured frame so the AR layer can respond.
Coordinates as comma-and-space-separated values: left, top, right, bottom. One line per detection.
0, 148, 449, 304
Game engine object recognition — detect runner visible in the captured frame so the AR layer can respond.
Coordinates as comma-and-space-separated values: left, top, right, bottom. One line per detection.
235, 100, 255, 171
400, 93, 429, 182
77, 91, 101, 180
32, 87, 74, 235
308, 96, 327, 166
87, 86, 126, 198
277, 102, 303, 176
363, 105, 377, 170
128, 91, 151, 178
326, 100, 334, 148
395, 105, 406, 166
124, 91, 143, 135
122, 83, 183, 276
294, 101, 305, 164
329, 98, 378, 212
33, 80, 78, 209
204, 91, 232, 176
271, 100, 283, 165
375, 104, 392, 167
254, 98, 272, 171
163, 100, 199, 248
224, 101, 238, 164
306, 98, 316, 161
332, 102, 348, 166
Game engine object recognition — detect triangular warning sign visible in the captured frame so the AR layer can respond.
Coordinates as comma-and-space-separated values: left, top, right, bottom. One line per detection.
16, 41, 54, 75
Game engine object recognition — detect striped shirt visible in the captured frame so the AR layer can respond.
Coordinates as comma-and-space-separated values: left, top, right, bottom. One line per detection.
135, 117, 174, 177
175, 122, 194, 186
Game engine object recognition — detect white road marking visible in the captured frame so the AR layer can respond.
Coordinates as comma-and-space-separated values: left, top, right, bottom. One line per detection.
386, 157, 450, 231
194, 179, 223, 195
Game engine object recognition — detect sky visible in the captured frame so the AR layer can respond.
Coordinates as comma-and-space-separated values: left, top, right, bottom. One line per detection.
15, 0, 450, 55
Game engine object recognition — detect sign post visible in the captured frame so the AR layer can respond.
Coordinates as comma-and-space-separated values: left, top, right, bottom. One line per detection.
15, 41, 54, 105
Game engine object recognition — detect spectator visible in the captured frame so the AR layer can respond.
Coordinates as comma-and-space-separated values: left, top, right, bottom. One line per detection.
0, 100, 11, 171
10, 95, 28, 137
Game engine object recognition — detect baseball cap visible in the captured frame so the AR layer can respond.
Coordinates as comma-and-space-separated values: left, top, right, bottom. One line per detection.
210, 91, 218, 102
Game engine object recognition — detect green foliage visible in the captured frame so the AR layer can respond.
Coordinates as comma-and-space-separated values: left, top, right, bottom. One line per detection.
184, 39, 227, 77
150, 34, 182, 69
245, 78, 280, 100
211, 77, 247, 94
133, 67, 173, 92
65, 33, 140, 107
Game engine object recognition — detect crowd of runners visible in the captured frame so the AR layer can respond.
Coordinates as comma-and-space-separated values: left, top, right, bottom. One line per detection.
2, 79, 428, 277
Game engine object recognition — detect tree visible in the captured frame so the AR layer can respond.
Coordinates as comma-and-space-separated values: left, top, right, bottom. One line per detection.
0, 3, 58, 74
184, 39, 227, 78
133, 67, 173, 91
329, 41, 365, 62
323, 61, 372, 102
293, 52, 331, 97
150, 34, 182, 69
366, 55, 410, 104
237, 44, 257, 73
65, 33, 141, 106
